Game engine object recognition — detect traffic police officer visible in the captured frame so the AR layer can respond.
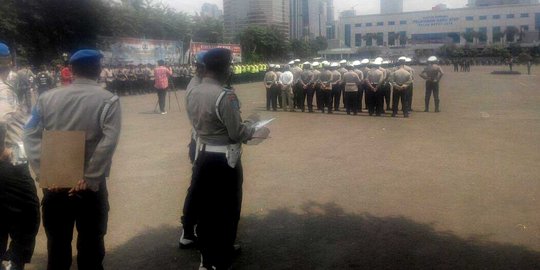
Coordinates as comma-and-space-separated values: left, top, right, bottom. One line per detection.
337, 60, 348, 110
311, 62, 321, 112
300, 62, 314, 112
366, 59, 385, 116
403, 57, 415, 112
420, 56, 444, 112
390, 59, 413, 118
264, 64, 278, 111
290, 60, 303, 110
319, 62, 333, 114
343, 64, 362, 115
24, 49, 122, 270
186, 48, 268, 269
330, 63, 342, 112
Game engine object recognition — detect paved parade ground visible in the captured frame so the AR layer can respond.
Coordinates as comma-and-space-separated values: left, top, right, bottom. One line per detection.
27, 65, 540, 269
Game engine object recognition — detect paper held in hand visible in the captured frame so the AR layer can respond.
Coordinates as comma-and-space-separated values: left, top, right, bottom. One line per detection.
39, 130, 86, 189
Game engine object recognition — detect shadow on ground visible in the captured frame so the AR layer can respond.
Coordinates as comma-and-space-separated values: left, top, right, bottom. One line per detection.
32, 202, 540, 269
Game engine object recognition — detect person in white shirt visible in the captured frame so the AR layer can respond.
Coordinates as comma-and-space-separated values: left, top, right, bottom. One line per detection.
279, 66, 294, 112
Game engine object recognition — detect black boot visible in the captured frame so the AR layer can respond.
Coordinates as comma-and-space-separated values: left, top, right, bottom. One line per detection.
424, 100, 429, 112
435, 100, 440, 112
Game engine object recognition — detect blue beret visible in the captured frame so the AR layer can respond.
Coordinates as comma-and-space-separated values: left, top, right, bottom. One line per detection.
0, 43, 10, 57
69, 49, 103, 64
195, 51, 207, 64
203, 48, 232, 72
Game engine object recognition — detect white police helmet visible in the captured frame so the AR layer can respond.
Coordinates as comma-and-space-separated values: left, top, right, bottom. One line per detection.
428, 56, 438, 62
339, 60, 347, 64
330, 62, 339, 67
360, 59, 370, 65
405, 58, 412, 63
352, 60, 361, 66
312, 62, 320, 67
269, 64, 276, 68
294, 59, 301, 63
303, 61, 311, 66
398, 56, 407, 62
288, 61, 295, 65
275, 65, 281, 69
322, 61, 330, 67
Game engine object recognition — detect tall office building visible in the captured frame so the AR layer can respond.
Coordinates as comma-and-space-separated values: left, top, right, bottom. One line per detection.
326, 0, 336, 39
224, 0, 290, 41
380, 0, 403, 14
469, 0, 539, 6
290, 0, 328, 39
201, 3, 223, 19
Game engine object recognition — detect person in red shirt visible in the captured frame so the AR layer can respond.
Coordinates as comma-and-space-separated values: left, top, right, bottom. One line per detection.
154, 60, 172, 114
60, 64, 72, 86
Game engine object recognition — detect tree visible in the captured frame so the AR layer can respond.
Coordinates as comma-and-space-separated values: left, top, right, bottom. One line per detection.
191, 16, 223, 43
238, 25, 288, 63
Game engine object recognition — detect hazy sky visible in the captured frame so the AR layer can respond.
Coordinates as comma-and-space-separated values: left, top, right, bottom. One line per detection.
166, 0, 469, 15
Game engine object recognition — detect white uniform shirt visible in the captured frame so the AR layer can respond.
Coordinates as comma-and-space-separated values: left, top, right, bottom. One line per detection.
279, 71, 294, 86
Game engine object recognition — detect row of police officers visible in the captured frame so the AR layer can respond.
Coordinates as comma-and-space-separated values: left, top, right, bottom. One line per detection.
265, 57, 444, 117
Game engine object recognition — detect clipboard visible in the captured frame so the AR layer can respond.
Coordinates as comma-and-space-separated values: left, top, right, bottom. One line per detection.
39, 130, 85, 188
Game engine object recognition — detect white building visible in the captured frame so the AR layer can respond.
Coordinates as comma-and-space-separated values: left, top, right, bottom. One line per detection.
334, 3, 540, 56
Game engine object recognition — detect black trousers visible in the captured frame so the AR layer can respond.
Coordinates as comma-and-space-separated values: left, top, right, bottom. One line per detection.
305, 85, 315, 112
270, 85, 279, 111
406, 83, 414, 111
0, 163, 40, 264
382, 83, 391, 110
192, 151, 243, 269
265, 87, 272, 110
293, 83, 303, 109
157, 89, 167, 112
42, 181, 109, 270
392, 89, 409, 117
425, 81, 440, 111
344, 91, 359, 114
357, 86, 364, 112
315, 85, 322, 110
322, 90, 332, 113
366, 87, 384, 116
332, 84, 341, 111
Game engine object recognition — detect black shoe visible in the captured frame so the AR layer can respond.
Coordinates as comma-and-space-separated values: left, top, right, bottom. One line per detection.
179, 229, 197, 249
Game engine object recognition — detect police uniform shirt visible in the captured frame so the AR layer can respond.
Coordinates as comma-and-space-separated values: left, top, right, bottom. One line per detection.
186, 77, 255, 146
319, 70, 333, 90
403, 65, 415, 82
360, 67, 370, 81
300, 70, 314, 86
338, 67, 348, 77
291, 66, 303, 84
353, 69, 364, 80
421, 64, 444, 81
367, 69, 384, 85
391, 68, 413, 87
24, 78, 122, 191
331, 70, 341, 84
264, 71, 277, 88
343, 71, 362, 92
312, 69, 321, 84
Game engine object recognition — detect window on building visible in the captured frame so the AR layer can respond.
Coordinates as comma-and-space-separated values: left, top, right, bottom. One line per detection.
479, 16, 487, 20
399, 31, 407, 45
388, 32, 396, 46
377, 22, 384, 26
345, 24, 351, 47
400, 20, 407, 25
478, 27, 487, 42
466, 16, 474, 21
493, 15, 500, 19
507, 14, 515, 19
355, 23, 362, 27
521, 25, 529, 31
376, 32, 383, 46
493, 26, 502, 43
366, 22, 372, 27
521, 13, 529, 18
388, 21, 395, 25
355, 33, 362, 47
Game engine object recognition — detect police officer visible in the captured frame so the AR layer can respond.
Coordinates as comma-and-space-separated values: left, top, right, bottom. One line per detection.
366, 59, 385, 116
290, 60, 303, 110
36, 65, 53, 96
274, 65, 283, 109
263, 64, 278, 111
279, 65, 295, 112
352, 60, 364, 113
330, 63, 342, 112
343, 64, 362, 115
359, 59, 370, 112
24, 49, 122, 270
186, 48, 268, 270
337, 60, 348, 110
390, 59, 413, 118
300, 62, 314, 112
403, 58, 415, 112
0, 42, 40, 270
311, 62, 321, 112
420, 56, 444, 112
319, 62, 333, 114
380, 60, 392, 113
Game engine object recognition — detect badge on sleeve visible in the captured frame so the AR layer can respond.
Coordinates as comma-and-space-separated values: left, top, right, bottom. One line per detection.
227, 93, 240, 110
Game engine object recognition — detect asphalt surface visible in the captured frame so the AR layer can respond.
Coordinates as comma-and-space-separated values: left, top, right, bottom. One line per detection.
25, 64, 540, 269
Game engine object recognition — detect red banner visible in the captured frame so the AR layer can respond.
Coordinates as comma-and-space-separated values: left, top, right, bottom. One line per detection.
190, 42, 242, 63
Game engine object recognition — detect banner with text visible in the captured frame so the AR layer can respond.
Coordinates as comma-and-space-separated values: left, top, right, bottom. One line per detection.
190, 42, 242, 63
